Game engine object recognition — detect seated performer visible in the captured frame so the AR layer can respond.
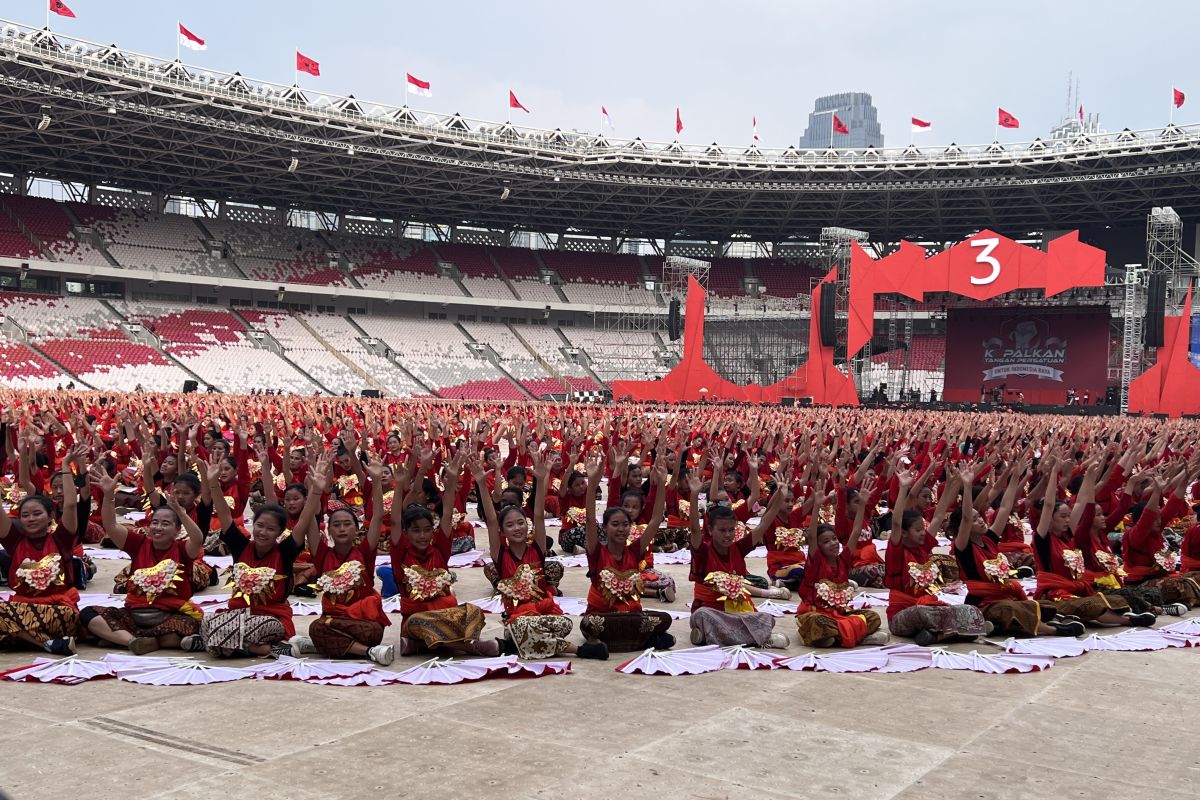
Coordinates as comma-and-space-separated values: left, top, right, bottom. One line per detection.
1033, 459, 1154, 627
0, 464, 86, 655
953, 464, 1083, 638
579, 451, 675, 652
82, 466, 206, 654
299, 458, 395, 665
687, 468, 790, 649
1121, 471, 1200, 608
795, 476, 887, 648
391, 449, 497, 657
191, 455, 327, 657
886, 469, 989, 646
472, 449, 607, 660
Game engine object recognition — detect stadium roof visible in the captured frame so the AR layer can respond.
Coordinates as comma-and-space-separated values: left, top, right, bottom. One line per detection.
4, 21, 1200, 242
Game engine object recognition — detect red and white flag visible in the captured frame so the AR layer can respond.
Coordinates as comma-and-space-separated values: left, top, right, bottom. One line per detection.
49, 0, 75, 18
1174, 87, 1186, 108
509, 90, 530, 113
911, 116, 931, 133
1078, 104, 1084, 123
997, 107, 1020, 129
675, 107, 683, 135
601, 106, 613, 128
178, 22, 206, 52
832, 114, 848, 135
406, 73, 431, 97
752, 116, 759, 141
296, 52, 320, 77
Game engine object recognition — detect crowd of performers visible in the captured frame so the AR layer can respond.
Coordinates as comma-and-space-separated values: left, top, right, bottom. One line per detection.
2, 389, 1200, 667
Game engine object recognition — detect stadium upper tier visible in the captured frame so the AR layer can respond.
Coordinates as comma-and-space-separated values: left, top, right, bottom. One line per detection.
3, 22, 1200, 241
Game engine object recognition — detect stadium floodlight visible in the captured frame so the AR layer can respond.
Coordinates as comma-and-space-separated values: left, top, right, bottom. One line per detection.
107, 106, 117, 115
346, 145, 356, 156
287, 156, 299, 173
276, 286, 285, 302
499, 185, 511, 201
36, 113, 51, 131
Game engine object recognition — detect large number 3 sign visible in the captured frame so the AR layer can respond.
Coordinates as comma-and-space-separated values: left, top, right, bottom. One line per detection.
969, 237, 1002, 285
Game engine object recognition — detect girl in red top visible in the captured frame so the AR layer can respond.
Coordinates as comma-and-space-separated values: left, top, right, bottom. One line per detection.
1032, 459, 1151, 627
687, 465, 789, 649
472, 448, 606, 661
83, 466, 207, 654
0, 464, 84, 655
885, 469, 988, 646
1120, 472, 1200, 608
194, 455, 326, 658
578, 451, 674, 652
795, 476, 887, 648
300, 457, 394, 665
391, 449, 497, 657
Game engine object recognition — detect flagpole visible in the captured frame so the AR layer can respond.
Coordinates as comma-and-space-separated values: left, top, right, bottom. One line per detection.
176, 20, 180, 62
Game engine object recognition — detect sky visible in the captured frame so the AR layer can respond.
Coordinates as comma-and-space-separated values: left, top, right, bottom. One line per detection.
12, 0, 1200, 148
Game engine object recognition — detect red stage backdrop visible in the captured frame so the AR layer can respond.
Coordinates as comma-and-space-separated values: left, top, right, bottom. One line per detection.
943, 307, 1109, 404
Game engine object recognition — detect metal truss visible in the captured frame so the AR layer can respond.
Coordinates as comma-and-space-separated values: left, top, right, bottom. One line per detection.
5, 21, 1200, 243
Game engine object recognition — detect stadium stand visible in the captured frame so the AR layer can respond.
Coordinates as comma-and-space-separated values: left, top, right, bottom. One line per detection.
70, 205, 240, 279
203, 218, 347, 286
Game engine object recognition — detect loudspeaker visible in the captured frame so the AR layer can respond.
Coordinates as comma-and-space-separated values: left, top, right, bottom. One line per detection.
182, 380, 198, 393
780, 396, 795, 408
667, 299, 681, 341
361, 389, 381, 398
818, 285, 837, 347
1103, 386, 1119, 407
1144, 273, 1167, 348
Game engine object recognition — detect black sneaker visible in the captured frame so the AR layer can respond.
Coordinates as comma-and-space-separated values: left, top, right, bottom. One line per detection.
1161, 603, 1188, 616
1052, 620, 1085, 637
1015, 566, 1036, 579
1124, 611, 1157, 627
179, 634, 207, 652
649, 632, 675, 650
498, 636, 519, 656
292, 584, 316, 598
577, 641, 609, 660
43, 638, 74, 656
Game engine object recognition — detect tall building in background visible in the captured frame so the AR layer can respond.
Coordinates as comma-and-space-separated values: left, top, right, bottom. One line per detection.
798, 92, 884, 149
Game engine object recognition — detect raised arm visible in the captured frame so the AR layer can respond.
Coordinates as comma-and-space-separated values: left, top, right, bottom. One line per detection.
953, 464, 976, 551
928, 471, 962, 539
890, 469, 915, 543
468, 453, 500, 560
205, 454, 234, 534
90, 464, 128, 549
1069, 459, 1101, 534
583, 450, 604, 555
751, 480, 789, 548
639, 457, 670, 551
531, 448, 557, 552
256, 441, 277, 506
686, 468, 705, 549
439, 448, 467, 541
166, 492, 205, 561
303, 455, 334, 553
364, 456, 386, 550
1036, 461, 1061, 539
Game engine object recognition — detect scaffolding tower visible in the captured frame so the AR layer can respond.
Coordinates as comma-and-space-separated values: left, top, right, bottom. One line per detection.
821, 226, 872, 393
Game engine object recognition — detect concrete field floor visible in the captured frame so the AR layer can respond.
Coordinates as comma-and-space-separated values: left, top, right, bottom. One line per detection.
1, 533, 1199, 800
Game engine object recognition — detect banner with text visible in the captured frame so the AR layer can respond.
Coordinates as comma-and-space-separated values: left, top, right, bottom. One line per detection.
943, 307, 1110, 404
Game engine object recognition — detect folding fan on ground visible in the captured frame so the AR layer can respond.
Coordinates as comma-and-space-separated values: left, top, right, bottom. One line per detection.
447, 549, 487, 568
83, 547, 130, 561
547, 554, 588, 569
753, 599, 798, 617
1158, 629, 1200, 648
850, 591, 889, 609
390, 656, 515, 685
2, 656, 115, 684
308, 669, 402, 687
746, 546, 768, 559
502, 658, 571, 677
76, 593, 126, 609
654, 550, 692, 565
934, 592, 967, 606
615, 645, 728, 676
990, 636, 1088, 658
555, 596, 588, 615
872, 643, 934, 673
100, 652, 194, 678
464, 595, 506, 614
288, 598, 323, 616
248, 656, 375, 681
1161, 617, 1200, 635
119, 661, 254, 686
1081, 630, 1172, 652
718, 645, 783, 670
930, 648, 1054, 673
381, 594, 404, 614
776, 647, 890, 673
193, 594, 231, 608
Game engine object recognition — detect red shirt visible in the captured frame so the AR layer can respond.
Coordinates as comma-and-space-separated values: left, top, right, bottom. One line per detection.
4, 526, 79, 608
121, 529, 196, 613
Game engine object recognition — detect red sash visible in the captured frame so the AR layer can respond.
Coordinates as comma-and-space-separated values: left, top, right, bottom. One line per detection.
403, 593, 458, 619
998, 540, 1033, 554
885, 589, 944, 622
853, 540, 883, 568
585, 584, 642, 614
324, 594, 391, 628
1183, 555, 1200, 573
506, 596, 563, 622
964, 578, 1028, 607
1033, 570, 1093, 601
798, 600, 869, 646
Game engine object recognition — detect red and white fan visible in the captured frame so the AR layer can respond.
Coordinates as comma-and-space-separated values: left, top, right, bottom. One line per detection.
248, 656, 374, 681
555, 596, 588, 615
447, 549, 488, 568
464, 595, 506, 614
2, 656, 115, 684
850, 591, 890, 609
930, 648, 1053, 673
873, 643, 934, 673
1161, 617, 1200, 635
308, 669, 402, 687
76, 593, 127, 609
288, 598, 323, 616
1081, 630, 1172, 652
719, 645, 783, 670
381, 595, 404, 614
753, 600, 798, 617
390, 656, 514, 685
119, 661, 254, 686
777, 648, 890, 673
991, 637, 1087, 658
615, 645, 728, 676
